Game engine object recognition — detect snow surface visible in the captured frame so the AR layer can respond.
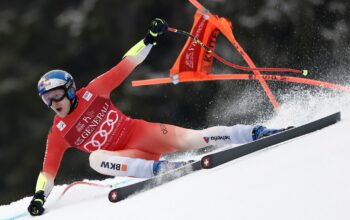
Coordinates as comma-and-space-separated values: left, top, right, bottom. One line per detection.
1, 92, 350, 220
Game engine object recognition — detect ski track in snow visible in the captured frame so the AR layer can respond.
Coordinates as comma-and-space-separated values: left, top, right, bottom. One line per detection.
1, 92, 349, 220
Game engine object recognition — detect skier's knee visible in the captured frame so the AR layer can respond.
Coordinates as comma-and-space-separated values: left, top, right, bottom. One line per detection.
89, 150, 105, 172
89, 150, 155, 178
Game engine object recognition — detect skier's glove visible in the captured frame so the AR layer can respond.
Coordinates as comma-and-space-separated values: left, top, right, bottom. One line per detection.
28, 190, 46, 216
144, 18, 168, 45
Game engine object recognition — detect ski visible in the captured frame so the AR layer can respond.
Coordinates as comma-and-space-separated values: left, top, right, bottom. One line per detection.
109, 112, 340, 203
108, 160, 202, 203
201, 112, 341, 169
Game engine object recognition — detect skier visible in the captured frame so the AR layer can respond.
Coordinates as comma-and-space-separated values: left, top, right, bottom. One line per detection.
28, 18, 286, 216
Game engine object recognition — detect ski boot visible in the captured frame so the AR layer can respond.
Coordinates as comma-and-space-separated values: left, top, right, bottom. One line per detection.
153, 160, 194, 176
252, 125, 294, 140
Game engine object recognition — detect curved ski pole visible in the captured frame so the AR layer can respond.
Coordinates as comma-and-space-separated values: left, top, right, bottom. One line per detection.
58, 179, 133, 199
168, 27, 308, 76
132, 72, 350, 92
3, 180, 129, 220
58, 181, 113, 199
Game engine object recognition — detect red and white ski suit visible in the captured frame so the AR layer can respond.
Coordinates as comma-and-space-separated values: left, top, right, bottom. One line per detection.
35, 40, 254, 196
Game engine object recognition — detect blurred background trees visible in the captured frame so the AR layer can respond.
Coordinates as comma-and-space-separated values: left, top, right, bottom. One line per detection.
0, 0, 349, 204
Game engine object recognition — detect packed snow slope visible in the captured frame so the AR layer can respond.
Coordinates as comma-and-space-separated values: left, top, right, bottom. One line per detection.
1, 92, 350, 220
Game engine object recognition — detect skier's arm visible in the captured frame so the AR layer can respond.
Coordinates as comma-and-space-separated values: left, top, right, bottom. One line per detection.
87, 18, 168, 97
28, 130, 69, 216
87, 41, 153, 97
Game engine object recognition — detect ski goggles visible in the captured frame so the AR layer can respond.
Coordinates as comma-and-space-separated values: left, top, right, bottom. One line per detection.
41, 89, 66, 107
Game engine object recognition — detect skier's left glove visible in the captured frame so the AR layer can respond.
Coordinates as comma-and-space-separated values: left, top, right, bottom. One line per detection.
144, 18, 168, 45
28, 190, 46, 216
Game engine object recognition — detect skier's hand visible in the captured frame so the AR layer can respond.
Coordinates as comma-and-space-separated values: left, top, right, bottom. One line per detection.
28, 191, 45, 216
144, 18, 168, 45
149, 18, 168, 36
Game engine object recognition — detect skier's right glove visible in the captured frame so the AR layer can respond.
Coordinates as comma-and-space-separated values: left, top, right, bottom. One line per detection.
144, 18, 168, 45
28, 190, 46, 216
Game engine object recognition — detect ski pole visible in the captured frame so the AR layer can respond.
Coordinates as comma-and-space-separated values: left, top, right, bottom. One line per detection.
3, 180, 125, 220
58, 179, 134, 198
58, 181, 113, 199
167, 27, 308, 76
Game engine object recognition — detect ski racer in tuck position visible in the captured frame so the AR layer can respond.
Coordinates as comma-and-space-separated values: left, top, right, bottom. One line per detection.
28, 19, 286, 216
